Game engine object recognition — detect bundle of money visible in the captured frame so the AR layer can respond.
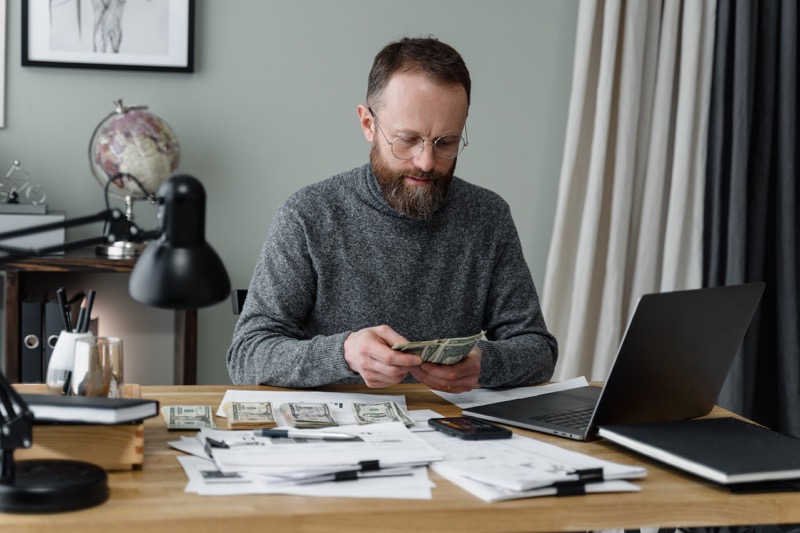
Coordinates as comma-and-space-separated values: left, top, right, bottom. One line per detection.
352, 401, 415, 427
161, 405, 217, 430
392, 331, 484, 365
222, 401, 277, 429
279, 402, 338, 428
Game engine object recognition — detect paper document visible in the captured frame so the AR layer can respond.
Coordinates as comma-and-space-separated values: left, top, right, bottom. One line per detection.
204, 422, 443, 473
420, 429, 646, 502
177, 456, 434, 499
434, 376, 589, 409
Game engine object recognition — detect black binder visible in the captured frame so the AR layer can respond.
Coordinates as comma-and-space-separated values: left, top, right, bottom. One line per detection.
43, 299, 66, 378
20, 299, 44, 383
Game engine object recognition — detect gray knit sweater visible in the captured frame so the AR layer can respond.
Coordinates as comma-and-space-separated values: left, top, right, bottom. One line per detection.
227, 164, 557, 388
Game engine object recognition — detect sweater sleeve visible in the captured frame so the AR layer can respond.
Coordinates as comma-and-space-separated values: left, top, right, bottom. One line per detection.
226, 201, 360, 387
475, 209, 558, 388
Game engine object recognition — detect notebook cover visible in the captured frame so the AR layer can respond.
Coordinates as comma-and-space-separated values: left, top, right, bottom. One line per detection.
20, 393, 159, 425
598, 417, 800, 486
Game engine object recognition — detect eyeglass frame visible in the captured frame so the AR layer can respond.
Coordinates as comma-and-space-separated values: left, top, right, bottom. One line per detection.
368, 107, 469, 161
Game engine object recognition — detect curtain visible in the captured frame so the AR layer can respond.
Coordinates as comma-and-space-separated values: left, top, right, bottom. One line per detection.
705, 0, 799, 436
543, 0, 717, 381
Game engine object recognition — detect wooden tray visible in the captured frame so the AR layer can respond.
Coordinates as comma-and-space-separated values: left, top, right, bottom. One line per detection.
12, 383, 145, 470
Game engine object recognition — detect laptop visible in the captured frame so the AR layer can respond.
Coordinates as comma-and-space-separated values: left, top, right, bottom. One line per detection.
463, 282, 765, 441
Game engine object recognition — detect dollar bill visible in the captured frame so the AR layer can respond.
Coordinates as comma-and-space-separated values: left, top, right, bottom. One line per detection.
352, 401, 415, 427
161, 405, 217, 430
279, 402, 338, 428
222, 401, 277, 429
393, 331, 484, 365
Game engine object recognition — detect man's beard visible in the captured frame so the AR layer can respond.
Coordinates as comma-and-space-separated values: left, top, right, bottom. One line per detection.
371, 143, 456, 220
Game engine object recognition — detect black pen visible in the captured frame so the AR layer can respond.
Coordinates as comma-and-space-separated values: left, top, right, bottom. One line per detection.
55, 287, 70, 332
255, 429, 357, 440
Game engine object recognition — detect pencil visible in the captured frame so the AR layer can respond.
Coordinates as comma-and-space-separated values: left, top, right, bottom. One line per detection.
82, 289, 96, 333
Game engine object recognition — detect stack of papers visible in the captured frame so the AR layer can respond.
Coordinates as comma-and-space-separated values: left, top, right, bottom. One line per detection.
168, 388, 647, 502
419, 430, 647, 502
171, 389, 443, 499
173, 422, 440, 498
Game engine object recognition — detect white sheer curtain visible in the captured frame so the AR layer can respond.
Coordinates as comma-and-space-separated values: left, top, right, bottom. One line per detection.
543, 0, 717, 381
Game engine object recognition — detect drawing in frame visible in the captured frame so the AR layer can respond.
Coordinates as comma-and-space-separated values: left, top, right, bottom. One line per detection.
22, 0, 195, 73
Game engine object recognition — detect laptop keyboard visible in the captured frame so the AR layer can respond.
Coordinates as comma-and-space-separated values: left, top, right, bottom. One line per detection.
531, 407, 594, 430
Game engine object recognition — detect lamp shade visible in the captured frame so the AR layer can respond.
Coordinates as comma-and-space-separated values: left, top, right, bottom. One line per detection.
129, 175, 231, 309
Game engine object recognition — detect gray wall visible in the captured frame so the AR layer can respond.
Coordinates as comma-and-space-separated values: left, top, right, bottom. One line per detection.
1, 0, 578, 385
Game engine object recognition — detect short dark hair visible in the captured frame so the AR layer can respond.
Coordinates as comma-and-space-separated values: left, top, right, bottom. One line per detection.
366, 36, 471, 110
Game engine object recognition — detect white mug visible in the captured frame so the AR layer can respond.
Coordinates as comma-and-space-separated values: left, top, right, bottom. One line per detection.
45, 331, 93, 395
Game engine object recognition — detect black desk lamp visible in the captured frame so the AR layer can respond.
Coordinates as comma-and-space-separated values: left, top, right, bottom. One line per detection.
0, 174, 231, 512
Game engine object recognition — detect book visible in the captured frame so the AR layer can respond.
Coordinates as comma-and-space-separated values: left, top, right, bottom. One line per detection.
21, 393, 160, 425
598, 417, 800, 487
0, 203, 48, 214
0, 212, 65, 252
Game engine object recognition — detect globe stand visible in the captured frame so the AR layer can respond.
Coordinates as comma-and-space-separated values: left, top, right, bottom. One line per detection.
96, 195, 149, 258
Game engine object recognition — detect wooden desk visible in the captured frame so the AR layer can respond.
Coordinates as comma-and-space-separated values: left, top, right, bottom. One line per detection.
0, 249, 197, 384
2, 384, 799, 532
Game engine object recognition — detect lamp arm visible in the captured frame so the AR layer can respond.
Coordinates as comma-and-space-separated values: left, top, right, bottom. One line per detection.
0, 208, 146, 262
0, 368, 34, 482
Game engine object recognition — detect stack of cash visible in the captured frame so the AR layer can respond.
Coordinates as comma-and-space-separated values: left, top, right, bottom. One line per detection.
392, 331, 484, 365
352, 401, 415, 427
222, 401, 277, 429
161, 405, 217, 430
279, 402, 338, 428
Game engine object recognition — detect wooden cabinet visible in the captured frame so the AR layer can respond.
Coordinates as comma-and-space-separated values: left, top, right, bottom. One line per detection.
1, 249, 197, 384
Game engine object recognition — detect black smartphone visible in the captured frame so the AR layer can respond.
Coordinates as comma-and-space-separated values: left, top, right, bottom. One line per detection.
428, 416, 512, 440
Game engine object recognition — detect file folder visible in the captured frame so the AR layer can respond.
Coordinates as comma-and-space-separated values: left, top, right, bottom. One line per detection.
43, 299, 66, 377
20, 299, 44, 382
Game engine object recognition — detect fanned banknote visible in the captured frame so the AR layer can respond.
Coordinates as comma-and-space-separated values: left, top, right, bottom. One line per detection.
352, 401, 415, 427
222, 401, 277, 429
161, 405, 217, 430
279, 402, 338, 428
393, 331, 484, 365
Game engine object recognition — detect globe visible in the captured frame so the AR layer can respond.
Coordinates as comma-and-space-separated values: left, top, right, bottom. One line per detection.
89, 99, 180, 201
88, 99, 181, 257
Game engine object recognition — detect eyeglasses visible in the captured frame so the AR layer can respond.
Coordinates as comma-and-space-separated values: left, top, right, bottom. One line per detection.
369, 108, 468, 160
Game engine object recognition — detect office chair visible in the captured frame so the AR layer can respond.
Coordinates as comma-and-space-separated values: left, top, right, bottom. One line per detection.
230, 289, 247, 315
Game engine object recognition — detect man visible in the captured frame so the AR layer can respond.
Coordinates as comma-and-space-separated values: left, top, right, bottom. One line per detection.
227, 36, 557, 393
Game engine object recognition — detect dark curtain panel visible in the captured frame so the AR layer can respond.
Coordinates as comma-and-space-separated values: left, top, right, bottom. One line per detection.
705, 0, 799, 435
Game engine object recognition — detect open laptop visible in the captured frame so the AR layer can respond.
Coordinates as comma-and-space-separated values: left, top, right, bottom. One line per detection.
463, 282, 765, 441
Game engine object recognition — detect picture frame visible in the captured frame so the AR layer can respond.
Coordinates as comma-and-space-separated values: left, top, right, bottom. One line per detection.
22, 0, 195, 73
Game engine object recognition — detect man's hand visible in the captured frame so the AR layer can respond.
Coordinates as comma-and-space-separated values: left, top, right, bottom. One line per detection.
344, 325, 422, 388
410, 346, 481, 394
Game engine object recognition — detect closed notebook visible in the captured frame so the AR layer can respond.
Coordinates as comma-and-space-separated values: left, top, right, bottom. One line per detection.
22, 394, 159, 425
598, 417, 800, 488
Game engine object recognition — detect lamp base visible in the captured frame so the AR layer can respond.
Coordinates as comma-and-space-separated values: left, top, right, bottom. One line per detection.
96, 240, 148, 258
0, 459, 109, 513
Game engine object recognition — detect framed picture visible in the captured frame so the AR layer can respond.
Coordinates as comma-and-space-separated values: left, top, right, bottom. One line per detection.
22, 0, 195, 73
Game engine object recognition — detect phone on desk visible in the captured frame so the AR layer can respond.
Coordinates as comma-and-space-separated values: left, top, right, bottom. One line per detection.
428, 416, 512, 440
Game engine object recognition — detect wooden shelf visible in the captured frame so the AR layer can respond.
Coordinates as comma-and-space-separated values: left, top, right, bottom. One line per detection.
1, 249, 197, 384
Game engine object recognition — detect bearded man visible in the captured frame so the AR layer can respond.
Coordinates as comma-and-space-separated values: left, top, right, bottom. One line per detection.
227, 37, 557, 392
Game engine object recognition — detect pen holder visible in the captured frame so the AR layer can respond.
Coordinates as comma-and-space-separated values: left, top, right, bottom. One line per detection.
45, 331, 93, 395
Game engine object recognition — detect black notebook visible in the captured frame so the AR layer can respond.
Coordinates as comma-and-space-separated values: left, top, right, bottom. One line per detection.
21, 393, 160, 425
598, 417, 800, 490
